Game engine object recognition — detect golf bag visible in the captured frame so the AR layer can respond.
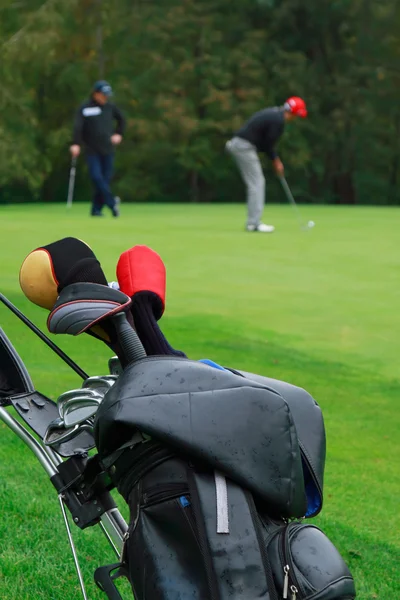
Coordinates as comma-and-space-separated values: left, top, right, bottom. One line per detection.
94, 356, 356, 600
0, 238, 356, 600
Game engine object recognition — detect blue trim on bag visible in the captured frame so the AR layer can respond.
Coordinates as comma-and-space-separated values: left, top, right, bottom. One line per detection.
199, 359, 227, 371
302, 457, 322, 517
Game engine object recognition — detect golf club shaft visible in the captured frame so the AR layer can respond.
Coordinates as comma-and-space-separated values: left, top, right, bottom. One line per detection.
0, 294, 88, 380
66, 156, 77, 208
279, 175, 306, 228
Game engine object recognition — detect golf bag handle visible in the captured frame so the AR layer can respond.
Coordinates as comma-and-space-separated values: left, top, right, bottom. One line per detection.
94, 563, 129, 600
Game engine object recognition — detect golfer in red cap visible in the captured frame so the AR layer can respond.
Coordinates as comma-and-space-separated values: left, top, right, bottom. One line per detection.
226, 97, 307, 233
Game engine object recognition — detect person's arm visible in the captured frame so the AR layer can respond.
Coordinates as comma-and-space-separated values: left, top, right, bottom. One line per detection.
264, 122, 284, 176
111, 104, 126, 146
70, 107, 84, 157
266, 147, 278, 161
263, 144, 284, 175
72, 107, 84, 145
113, 104, 126, 136
272, 156, 284, 176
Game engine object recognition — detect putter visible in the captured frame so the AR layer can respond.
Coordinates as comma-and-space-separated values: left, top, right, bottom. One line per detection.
278, 175, 315, 231
66, 156, 77, 209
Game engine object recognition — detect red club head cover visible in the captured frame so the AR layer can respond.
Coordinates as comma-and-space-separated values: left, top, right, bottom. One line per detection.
116, 246, 166, 320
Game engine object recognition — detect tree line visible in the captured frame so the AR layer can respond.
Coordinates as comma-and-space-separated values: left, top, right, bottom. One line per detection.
0, 0, 399, 205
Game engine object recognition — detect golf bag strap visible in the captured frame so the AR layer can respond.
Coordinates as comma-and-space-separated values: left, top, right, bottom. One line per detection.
188, 469, 276, 600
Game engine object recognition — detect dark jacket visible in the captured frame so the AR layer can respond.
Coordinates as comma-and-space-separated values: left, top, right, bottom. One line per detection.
72, 98, 126, 155
235, 107, 284, 159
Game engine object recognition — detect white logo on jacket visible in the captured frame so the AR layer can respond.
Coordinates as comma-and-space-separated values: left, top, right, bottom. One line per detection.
82, 106, 102, 117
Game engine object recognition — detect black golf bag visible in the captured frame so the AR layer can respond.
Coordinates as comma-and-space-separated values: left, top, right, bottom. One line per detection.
94, 356, 356, 600
0, 237, 356, 600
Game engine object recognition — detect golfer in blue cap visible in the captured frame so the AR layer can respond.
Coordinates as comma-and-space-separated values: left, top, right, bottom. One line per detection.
70, 81, 126, 217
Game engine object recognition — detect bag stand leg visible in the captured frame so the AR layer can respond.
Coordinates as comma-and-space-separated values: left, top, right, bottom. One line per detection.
58, 493, 89, 600
0, 405, 129, 597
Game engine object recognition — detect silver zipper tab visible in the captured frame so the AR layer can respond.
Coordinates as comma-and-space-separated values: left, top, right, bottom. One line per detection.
290, 584, 298, 600
283, 565, 290, 599
119, 531, 130, 562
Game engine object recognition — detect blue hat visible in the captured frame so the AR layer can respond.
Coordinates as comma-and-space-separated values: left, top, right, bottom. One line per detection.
93, 80, 113, 96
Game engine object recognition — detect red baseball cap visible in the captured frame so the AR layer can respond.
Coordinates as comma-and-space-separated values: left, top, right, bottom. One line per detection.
284, 96, 308, 118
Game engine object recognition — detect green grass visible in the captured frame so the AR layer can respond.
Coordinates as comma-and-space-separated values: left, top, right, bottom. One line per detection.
0, 202, 399, 599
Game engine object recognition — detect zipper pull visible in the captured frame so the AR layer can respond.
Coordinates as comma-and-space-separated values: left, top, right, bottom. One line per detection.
119, 531, 130, 563
290, 584, 298, 600
283, 565, 290, 599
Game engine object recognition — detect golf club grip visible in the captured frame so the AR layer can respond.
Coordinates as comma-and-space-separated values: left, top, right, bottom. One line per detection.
112, 312, 146, 365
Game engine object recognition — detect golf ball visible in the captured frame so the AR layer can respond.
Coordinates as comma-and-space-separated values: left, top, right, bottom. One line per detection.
308, 220, 315, 228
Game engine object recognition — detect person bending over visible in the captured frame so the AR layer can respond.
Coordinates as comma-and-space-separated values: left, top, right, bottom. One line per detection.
226, 97, 307, 233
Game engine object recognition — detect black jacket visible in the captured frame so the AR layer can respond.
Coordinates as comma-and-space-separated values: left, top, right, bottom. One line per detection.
72, 98, 126, 155
235, 107, 284, 159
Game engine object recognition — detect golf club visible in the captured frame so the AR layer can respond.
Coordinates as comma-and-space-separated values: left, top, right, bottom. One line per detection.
63, 399, 101, 428
278, 175, 315, 231
0, 293, 88, 380
66, 156, 77, 209
57, 388, 103, 420
108, 356, 122, 376
81, 375, 117, 393
43, 420, 81, 447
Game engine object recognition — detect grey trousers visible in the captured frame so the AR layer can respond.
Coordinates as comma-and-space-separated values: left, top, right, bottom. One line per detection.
226, 136, 265, 227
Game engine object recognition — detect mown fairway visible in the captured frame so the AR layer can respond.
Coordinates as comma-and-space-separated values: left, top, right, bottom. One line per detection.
0, 202, 398, 599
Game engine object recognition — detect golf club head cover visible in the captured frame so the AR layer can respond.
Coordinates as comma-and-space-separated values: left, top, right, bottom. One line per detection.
19, 237, 132, 355
117, 245, 165, 320
117, 246, 186, 357
20, 237, 107, 309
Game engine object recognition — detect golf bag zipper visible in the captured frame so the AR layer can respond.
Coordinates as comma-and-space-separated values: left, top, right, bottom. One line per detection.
280, 523, 303, 599
247, 494, 280, 600
119, 530, 130, 563
142, 483, 189, 507
142, 483, 202, 551
299, 442, 323, 517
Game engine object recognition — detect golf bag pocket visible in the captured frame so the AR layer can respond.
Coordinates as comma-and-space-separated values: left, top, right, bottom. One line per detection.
123, 457, 209, 600
111, 443, 355, 600
262, 516, 356, 599
121, 454, 276, 600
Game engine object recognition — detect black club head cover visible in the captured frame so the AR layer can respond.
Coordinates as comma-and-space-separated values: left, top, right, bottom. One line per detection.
19, 237, 132, 357
20, 237, 107, 308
